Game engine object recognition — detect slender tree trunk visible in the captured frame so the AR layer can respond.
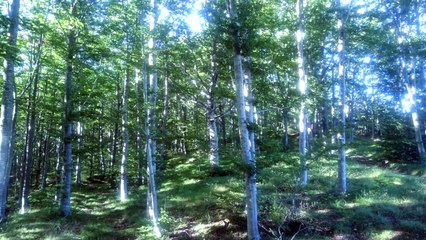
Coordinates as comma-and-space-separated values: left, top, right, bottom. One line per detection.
207, 101, 219, 168
331, 68, 337, 146
296, 0, 308, 186
207, 62, 219, 168
349, 88, 354, 143
120, 67, 130, 201
0, 0, 20, 222
337, 0, 347, 194
219, 101, 227, 147
61, 0, 77, 216
110, 79, 121, 188
227, 0, 260, 238
145, 1, 160, 235
41, 134, 49, 189
135, 69, 144, 185
160, 72, 169, 167
282, 109, 289, 150
55, 138, 62, 202
243, 58, 256, 161
99, 105, 105, 176
75, 121, 82, 185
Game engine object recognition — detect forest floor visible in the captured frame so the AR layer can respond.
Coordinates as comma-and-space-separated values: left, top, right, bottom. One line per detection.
0, 139, 425, 239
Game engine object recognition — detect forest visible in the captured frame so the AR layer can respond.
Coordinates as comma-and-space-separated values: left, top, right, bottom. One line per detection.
0, 0, 425, 239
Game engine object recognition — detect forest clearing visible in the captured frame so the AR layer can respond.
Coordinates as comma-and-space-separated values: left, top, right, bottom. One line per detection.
1, 0, 426, 239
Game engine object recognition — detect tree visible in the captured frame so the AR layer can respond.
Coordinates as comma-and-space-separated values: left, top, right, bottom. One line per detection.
336, 0, 347, 194
61, 0, 77, 217
0, 0, 20, 222
145, 0, 160, 236
226, 0, 260, 238
296, 0, 308, 187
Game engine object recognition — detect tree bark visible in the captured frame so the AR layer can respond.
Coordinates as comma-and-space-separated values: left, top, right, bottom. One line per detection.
145, 0, 160, 235
207, 66, 219, 168
282, 109, 289, 150
296, 0, 308, 186
227, 0, 260, 238
337, 0, 347, 194
75, 120, 82, 185
135, 69, 144, 185
0, 0, 20, 222
120, 67, 130, 201
61, 0, 77, 216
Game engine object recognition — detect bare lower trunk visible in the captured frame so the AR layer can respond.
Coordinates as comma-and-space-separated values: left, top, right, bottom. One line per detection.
296, 0, 308, 186
55, 139, 62, 202
337, 0, 347, 194
61, 1, 76, 214
75, 121, 82, 185
145, 1, 160, 234
207, 71, 219, 168
233, 52, 260, 240
207, 109, 219, 168
120, 68, 130, 202
282, 109, 289, 150
41, 135, 49, 189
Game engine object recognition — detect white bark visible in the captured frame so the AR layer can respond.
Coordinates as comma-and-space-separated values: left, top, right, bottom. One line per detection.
296, 0, 308, 186
337, 0, 347, 194
120, 69, 130, 202
207, 71, 219, 168
227, 0, 260, 238
145, 0, 160, 235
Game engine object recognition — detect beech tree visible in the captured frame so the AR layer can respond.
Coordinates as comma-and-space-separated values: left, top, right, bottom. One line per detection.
296, 0, 308, 186
226, 0, 260, 238
336, 0, 347, 194
145, 0, 160, 235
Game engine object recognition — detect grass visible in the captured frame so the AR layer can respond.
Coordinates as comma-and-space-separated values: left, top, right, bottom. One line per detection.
0, 139, 425, 239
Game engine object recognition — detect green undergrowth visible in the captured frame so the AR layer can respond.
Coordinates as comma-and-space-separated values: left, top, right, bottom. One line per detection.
0, 139, 425, 239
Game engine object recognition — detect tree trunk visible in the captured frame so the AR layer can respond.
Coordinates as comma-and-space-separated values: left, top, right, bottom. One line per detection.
0, 0, 20, 222
207, 71, 219, 168
227, 0, 260, 238
110, 79, 121, 188
145, 0, 161, 235
282, 109, 289, 150
243, 58, 256, 161
120, 67, 130, 201
337, 0, 347, 194
296, 0, 308, 186
61, 0, 77, 215
99, 105, 106, 176
160, 72, 169, 168
75, 121, 82, 185
135, 69, 144, 185
55, 139, 62, 202
219, 101, 227, 147
41, 134, 49, 189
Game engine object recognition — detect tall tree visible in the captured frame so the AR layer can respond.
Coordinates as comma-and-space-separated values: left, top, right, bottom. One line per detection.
0, 0, 20, 222
226, 0, 260, 238
145, 0, 160, 236
119, 0, 131, 202
61, 0, 77, 217
336, 0, 347, 194
296, 0, 308, 187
